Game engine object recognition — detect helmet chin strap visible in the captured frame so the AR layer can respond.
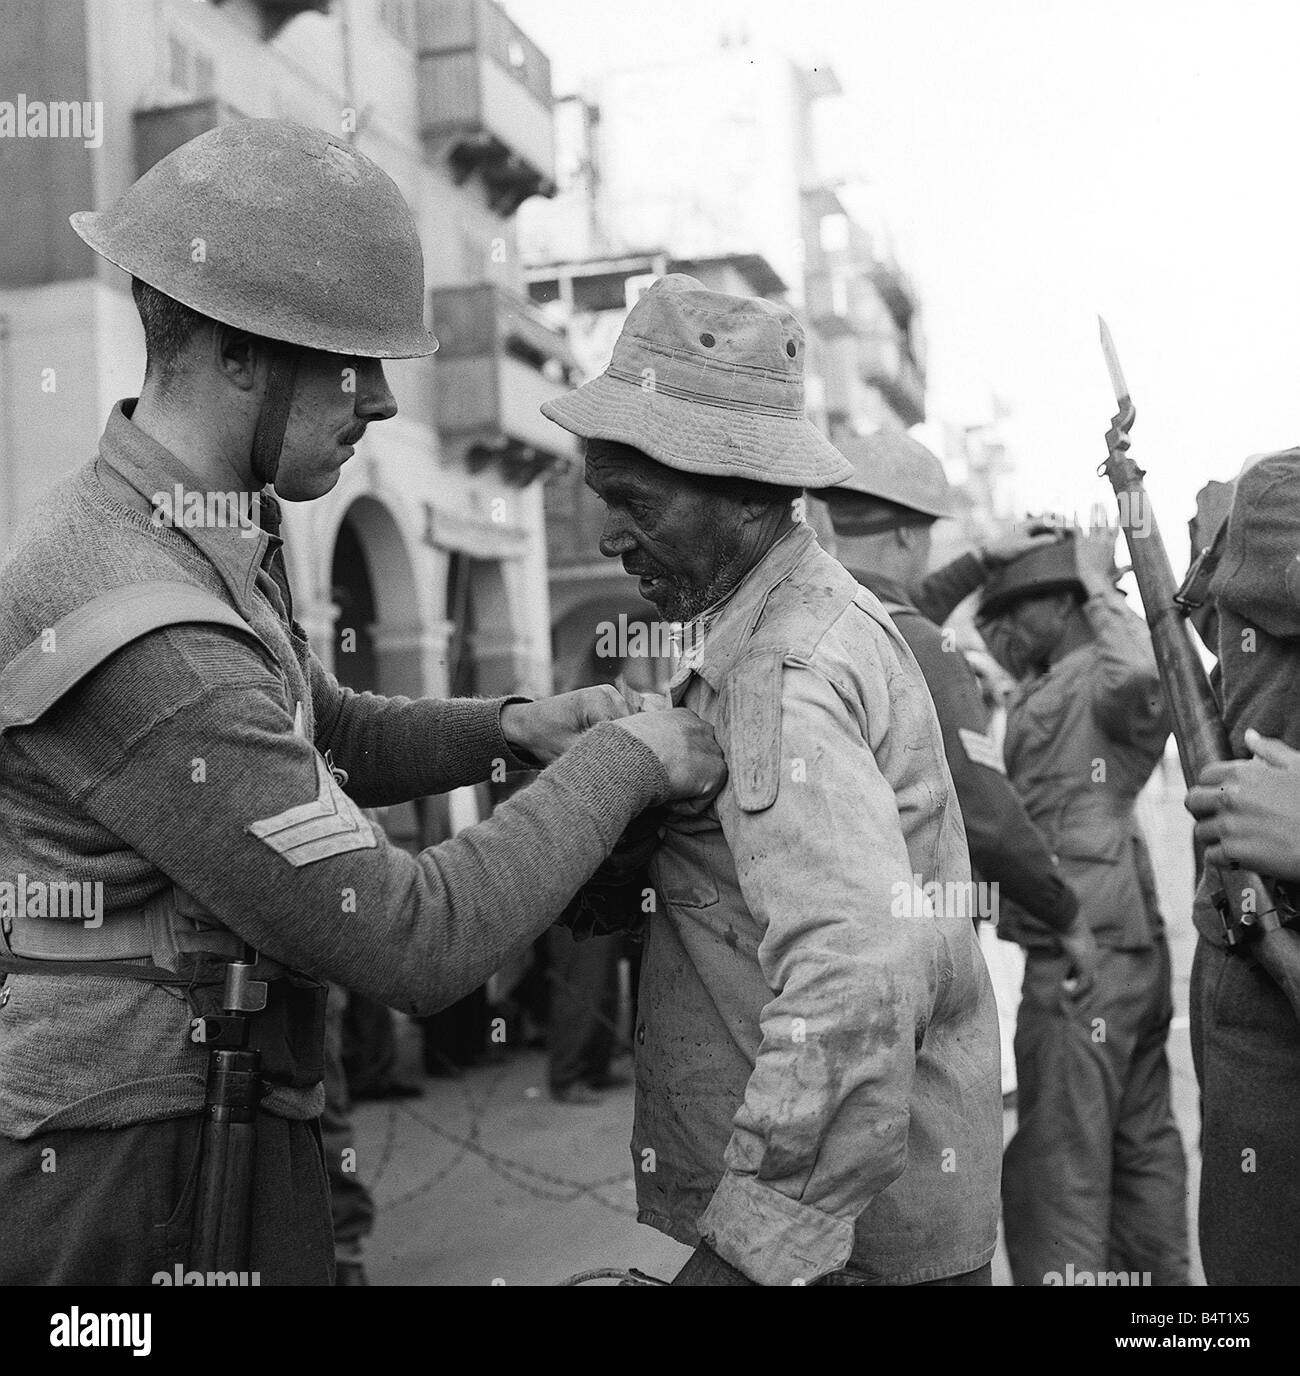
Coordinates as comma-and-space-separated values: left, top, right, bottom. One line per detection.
250, 345, 301, 489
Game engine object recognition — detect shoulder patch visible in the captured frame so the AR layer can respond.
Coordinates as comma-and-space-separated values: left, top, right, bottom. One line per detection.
958, 727, 1006, 774
247, 752, 378, 866
726, 647, 785, 812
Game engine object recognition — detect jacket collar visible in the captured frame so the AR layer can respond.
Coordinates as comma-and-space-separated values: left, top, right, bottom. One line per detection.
844, 567, 915, 611
678, 522, 820, 695
95, 398, 275, 611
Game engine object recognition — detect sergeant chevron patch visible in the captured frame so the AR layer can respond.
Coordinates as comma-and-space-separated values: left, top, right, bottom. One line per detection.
958, 727, 1006, 775
247, 751, 378, 866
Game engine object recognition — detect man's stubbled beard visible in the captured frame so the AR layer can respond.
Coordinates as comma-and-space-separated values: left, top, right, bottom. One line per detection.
653, 518, 750, 623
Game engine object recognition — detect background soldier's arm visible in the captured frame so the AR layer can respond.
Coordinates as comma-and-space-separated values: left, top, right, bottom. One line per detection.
905, 627, 1079, 932
1083, 588, 1170, 748
913, 551, 988, 625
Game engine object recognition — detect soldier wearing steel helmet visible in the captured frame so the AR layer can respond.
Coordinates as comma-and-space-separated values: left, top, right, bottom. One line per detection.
0, 120, 725, 1285
810, 433, 1091, 965
964, 526, 1189, 1286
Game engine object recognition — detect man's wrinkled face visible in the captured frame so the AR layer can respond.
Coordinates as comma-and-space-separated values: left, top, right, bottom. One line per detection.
979, 592, 1069, 681
585, 441, 749, 622
273, 350, 397, 501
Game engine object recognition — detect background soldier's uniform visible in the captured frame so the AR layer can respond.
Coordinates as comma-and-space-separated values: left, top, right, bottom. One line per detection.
993, 584, 1189, 1285
850, 560, 1079, 936
1191, 449, 1300, 1285
0, 402, 673, 1284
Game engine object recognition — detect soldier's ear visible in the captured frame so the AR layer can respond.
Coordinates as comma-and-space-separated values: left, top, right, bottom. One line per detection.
213, 325, 261, 391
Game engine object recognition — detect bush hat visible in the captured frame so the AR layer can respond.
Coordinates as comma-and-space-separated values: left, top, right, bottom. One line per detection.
541, 274, 852, 488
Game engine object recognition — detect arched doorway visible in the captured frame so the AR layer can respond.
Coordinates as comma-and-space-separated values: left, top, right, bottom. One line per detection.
329, 496, 423, 697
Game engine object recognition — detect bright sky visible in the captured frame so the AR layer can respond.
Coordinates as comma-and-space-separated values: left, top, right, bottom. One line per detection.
506, 0, 1300, 576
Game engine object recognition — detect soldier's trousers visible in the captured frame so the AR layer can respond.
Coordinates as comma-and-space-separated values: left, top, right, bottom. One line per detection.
1190, 934, 1300, 1284
1002, 939, 1189, 1285
324, 983, 375, 1262
0, 1111, 333, 1285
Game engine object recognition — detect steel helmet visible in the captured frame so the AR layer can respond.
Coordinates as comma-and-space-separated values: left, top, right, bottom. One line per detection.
977, 534, 1086, 621
70, 118, 437, 359
811, 429, 960, 526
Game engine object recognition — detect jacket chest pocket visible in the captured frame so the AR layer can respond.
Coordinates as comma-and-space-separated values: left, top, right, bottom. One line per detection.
653, 821, 721, 910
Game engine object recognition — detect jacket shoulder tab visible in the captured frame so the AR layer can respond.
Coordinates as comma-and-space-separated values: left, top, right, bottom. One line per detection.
748, 561, 859, 663
725, 645, 785, 813
0, 580, 272, 736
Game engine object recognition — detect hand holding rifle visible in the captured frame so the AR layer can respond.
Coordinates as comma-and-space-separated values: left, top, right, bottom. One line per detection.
1096, 319, 1300, 1018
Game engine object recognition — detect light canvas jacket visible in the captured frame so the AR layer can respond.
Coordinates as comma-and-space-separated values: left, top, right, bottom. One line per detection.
631, 523, 1002, 1286
996, 590, 1170, 952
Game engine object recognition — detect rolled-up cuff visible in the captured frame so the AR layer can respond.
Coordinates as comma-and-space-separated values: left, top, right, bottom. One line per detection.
698, 1170, 855, 1287
487, 694, 538, 772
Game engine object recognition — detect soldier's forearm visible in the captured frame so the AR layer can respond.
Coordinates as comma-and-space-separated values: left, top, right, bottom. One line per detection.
311, 658, 530, 804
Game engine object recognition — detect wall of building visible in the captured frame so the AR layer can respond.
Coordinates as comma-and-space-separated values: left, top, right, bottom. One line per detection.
1, 0, 567, 718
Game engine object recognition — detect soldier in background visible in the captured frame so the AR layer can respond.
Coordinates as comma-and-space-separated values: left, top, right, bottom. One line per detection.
1180, 449, 1300, 1285
970, 531, 1188, 1286
810, 434, 1092, 976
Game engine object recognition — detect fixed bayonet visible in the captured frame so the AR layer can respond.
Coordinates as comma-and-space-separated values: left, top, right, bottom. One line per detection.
1097, 315, 1131, 412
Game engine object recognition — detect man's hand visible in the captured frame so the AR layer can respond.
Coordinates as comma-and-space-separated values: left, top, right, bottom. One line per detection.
1071, 522, 1121, 595
500, 686, 630, 766
670, 1243, 755, 1287
611, 708, 728, 805
979, 528, 1061, 570
1186, 730, 1300, 882
1058, 919, 1099, 1001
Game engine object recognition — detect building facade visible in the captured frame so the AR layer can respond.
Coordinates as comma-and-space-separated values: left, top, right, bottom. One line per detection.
0, 0, 575, 838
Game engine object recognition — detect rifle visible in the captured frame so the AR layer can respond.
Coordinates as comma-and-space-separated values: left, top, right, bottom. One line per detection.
1097, 318, 1300, 1017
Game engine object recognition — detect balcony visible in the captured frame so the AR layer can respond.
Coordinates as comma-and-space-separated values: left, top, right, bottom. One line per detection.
871, 259, 919, 333
429, 283, 579, 486
133, 99, 245, 178
417, 0, 557, 216
212, 0, 331, 41
804, 270, 856, 340
857, 334, 926, 427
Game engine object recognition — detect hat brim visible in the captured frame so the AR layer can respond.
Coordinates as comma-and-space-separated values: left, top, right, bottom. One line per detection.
809, 483, 959, 520
541, 372, 853, 488
978, 577, 1085, 621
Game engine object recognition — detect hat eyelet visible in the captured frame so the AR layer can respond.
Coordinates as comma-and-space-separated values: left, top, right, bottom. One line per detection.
786, 340, 797, 358
699, 332, 716, 348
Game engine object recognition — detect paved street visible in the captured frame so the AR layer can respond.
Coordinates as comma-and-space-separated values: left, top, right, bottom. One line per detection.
355, 758, 1203, 1286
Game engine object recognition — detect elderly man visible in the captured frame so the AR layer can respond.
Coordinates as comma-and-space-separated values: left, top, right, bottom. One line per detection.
542, 275, 1002, 1287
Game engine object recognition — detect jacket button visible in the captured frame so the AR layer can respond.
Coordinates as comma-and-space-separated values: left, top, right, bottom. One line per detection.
636, 1022, 646, 1046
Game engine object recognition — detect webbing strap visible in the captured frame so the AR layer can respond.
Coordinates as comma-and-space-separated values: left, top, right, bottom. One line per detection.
4, 908, 243, 963
0, 953, 218, 986
0, 581, 269, 736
